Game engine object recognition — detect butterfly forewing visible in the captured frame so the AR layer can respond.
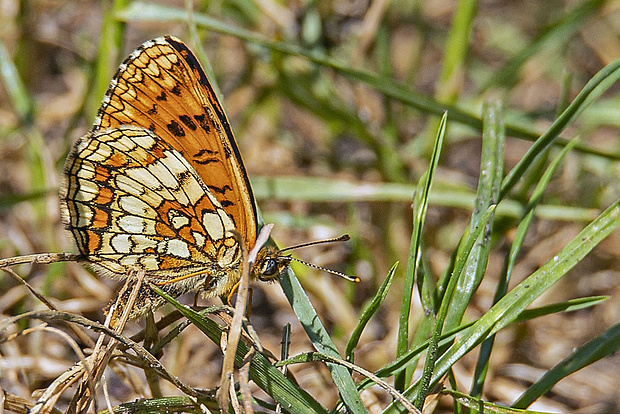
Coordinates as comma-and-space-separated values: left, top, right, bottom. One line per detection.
93, 36, 257, 250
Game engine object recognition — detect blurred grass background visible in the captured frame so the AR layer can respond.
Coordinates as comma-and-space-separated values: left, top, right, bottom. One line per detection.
2, 0, 620, 412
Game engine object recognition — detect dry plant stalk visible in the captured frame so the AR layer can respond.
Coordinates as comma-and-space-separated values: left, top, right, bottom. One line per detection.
217, 224, 274, 413
28, 270, 146, 414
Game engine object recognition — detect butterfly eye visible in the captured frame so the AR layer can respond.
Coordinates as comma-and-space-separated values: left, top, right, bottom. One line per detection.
262, 258, 278, 277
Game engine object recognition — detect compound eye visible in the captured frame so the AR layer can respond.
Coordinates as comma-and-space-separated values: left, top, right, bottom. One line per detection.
262, 259, 278, 277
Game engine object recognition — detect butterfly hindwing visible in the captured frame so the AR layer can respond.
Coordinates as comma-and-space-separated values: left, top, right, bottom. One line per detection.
60, 126, 242, 297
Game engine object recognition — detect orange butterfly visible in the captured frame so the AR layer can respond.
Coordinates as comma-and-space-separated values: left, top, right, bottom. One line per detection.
60, 36, 354, 320
60, 36, 291, 319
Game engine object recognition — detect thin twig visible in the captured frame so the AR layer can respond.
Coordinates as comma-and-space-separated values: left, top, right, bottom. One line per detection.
3, 310, 208, 398
278, 352, 421, 414
239, 347, 255, 414
0, 252, 80, 269
1, 266, 94, 347
218, 224, 274, 412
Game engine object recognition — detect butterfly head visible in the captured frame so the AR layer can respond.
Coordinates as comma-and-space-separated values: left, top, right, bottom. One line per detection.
252, 245, 292, 282
251, 234, 360, 283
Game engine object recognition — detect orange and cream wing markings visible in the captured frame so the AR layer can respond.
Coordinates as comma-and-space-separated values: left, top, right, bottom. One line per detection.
92, 36, 257, 250
60, 36, 294, 319
61, 126, 241, 296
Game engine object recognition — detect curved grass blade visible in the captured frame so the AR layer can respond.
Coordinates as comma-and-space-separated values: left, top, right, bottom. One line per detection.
152, 286, 329, 414
346, 262, 398, 362
395, 113, 447, 390
471, 137, 579, 397
513, 321, 620, 409
444, 100, 504, 330
501, 53, 620, 197
331, 296, 605, 413
442, 389, 548, 414
279, 267, 367, 413
384, 196, 620, 412
278, 352, 419, 414
116, 2, 620, 161
412, 205, 496, 409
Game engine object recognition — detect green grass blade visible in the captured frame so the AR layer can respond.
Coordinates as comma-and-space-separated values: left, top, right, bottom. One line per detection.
115, 2, 620, 162
445, 100, 504, 330
516, 296, 607, 322
395, 112, 447, 390
412, 205, 496, 409
279, 268, 367, 413
437, 0, 478, 103
250, 176, 598, 222
88, 0, 127, 120
0, 39, 34, 124
388, 196, 620, 411
346, 262, 398, 362
513, 321, 620, 409
471, 137, 579, 397
184, 0, 222, 99
443, 389, 548, 414
100, 396, 217, 413
278, 352, 419, 414
152, 286, 329, 414
501, 53, 620, 198
349, 296, 606, 397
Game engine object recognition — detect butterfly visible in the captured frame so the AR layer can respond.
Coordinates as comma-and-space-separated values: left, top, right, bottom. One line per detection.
60, 36, 356, 321
59, 36, 295, 320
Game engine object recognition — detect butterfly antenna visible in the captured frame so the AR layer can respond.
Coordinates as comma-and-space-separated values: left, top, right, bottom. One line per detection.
280, 234, 350, 252
289, 256, 360, 283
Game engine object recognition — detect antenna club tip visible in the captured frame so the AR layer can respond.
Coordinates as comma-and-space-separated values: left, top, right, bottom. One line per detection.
339, 234, 351, 241
352, 276, 361, 283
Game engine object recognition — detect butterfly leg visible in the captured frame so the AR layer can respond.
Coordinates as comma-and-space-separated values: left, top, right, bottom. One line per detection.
226, 281, 240, 306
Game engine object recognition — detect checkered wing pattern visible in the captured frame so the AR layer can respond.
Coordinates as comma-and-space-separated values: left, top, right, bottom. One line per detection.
58, 37, 292, 319
93, 36, 257, 248
60, 126, 242, 299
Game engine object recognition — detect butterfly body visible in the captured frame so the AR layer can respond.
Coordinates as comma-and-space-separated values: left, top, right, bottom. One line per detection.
60, 37, 285, 318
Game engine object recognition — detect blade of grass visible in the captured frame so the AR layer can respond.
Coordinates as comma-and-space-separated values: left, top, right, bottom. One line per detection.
444, 100, 504, 330
250, 176, 599, 222
442, 389, 548, 414
412, 205, 496, 409
471, 137, 579, 397
184, 0, 222, 99
345, 262, 398, 362
385, 195, 620, 412
88, 0, 127, 121
501, 52, 620, 198
395, 113, 447, 390
372, 296, 606, 384
279, 267, 367, 414
0, 39, 34, 124
116, 2, 620, 161
289, 294, 608, 413
513, 321, 620, 409
100, 395, 216, 413
421, 0, 478, 156
152, 286, 329, 414
277, 352, 419, 414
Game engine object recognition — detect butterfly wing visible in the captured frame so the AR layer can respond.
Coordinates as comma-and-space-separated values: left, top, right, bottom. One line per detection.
60, 126, 242, 298
92, 36, 257, 249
